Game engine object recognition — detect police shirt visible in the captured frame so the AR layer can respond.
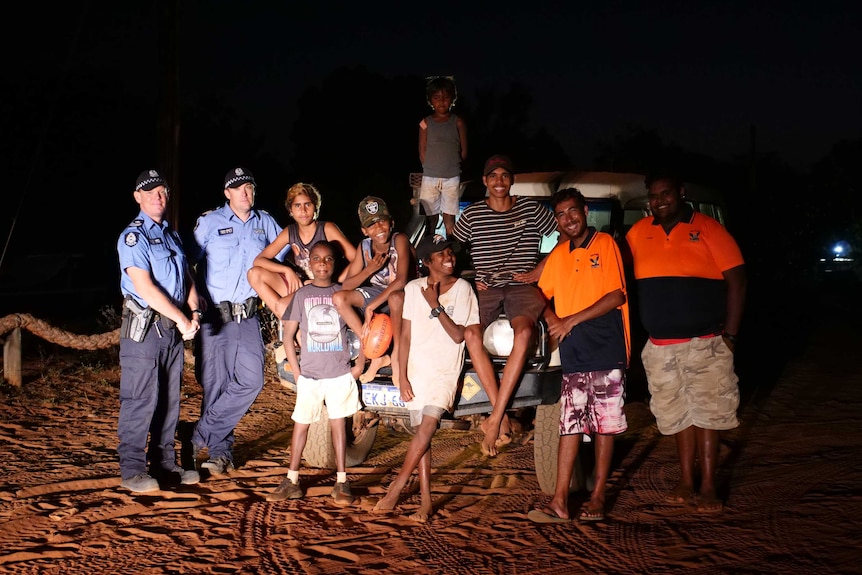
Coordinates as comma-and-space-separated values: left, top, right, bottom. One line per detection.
191, 203, 287, 304
117, 211, 188, 308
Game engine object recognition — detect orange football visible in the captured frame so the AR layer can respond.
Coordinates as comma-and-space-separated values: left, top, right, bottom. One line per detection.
362, 313, 393, 359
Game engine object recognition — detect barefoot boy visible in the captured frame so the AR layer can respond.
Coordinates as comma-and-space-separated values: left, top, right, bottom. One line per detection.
373, 234, 479, 521
332, 196, 412, 385
266, 241, 364, 505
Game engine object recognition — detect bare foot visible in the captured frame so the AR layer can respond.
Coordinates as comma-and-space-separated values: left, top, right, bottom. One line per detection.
360, 354, 391, 383
480, 418, 499, 457
372, 494, 397, 513
495, 432, 513, 448
500, 414, 512, 438
408, 504, 432, 523
664, 482, 696, 506
696, 492, 724, 514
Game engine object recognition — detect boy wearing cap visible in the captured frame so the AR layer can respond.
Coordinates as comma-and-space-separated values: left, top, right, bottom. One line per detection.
116, 169, 202, 492
451, 154, 559, 457
373, 234, 479, 521
188, 167, 297, 475
332, 196, 413, 386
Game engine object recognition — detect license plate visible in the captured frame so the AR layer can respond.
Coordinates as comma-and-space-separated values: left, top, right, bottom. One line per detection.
361, 383, 406, 408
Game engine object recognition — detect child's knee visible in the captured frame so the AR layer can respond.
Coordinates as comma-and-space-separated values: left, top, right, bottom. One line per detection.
247, 266, 262, 285
332, 290, 349, 308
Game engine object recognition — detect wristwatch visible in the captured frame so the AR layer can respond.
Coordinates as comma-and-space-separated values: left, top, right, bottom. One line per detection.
430, 305, 445, 319
723, 333, 738, 345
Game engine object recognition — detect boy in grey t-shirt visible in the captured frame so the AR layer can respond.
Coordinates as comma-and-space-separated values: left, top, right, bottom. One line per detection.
266, 241, 364, 505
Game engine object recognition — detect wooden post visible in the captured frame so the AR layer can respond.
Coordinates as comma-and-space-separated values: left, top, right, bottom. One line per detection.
3, 327, 22, 387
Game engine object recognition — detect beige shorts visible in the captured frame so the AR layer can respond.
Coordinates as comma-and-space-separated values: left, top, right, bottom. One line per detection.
419, 176, 461, 216
642, 336, 739, 435
292, 373, 362, 424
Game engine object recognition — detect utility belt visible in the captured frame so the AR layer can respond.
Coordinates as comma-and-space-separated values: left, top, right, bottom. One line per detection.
216, 296, 260, 324
120, 295, 176, 342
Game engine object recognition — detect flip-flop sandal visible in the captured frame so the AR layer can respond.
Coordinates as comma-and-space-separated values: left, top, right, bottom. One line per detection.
528, 508, 571, 524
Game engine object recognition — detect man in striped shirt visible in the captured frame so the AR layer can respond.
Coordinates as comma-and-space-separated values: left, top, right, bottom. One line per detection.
452, 155, 559, 457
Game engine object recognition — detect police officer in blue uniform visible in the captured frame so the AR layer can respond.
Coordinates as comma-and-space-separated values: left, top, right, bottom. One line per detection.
116, 169, 202, 493
190, 167, 300, 474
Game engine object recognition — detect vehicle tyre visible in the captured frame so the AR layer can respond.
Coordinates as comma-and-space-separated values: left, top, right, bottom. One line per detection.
534, 401, 585, 495
303, 406, 379, 468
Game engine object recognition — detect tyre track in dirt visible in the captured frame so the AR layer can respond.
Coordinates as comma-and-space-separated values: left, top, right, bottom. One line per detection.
3, 295, 862, 573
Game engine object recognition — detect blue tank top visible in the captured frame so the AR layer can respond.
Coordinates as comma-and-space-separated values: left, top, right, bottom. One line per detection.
360, 232, 401, 288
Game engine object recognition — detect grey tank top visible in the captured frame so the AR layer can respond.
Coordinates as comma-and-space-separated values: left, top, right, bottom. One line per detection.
422, 114, 462, 178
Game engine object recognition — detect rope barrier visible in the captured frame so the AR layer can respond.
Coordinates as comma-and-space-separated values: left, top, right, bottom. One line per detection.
0, 314, 119, 351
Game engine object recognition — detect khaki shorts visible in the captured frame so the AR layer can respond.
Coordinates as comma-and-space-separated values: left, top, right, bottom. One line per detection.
292, 373, 362, 424
642, 336, 740, 435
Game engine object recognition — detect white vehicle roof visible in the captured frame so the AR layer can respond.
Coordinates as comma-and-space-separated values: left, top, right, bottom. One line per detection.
508, 171, 647, 205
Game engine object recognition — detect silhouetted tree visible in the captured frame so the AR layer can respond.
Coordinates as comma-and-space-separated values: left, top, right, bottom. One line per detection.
289, 66, 419, 242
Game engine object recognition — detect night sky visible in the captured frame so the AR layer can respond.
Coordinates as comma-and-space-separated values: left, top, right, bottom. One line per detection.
2, 1, 860, 283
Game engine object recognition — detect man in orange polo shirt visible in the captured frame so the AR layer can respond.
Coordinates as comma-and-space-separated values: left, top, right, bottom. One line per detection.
626, 173, 746, 514
529, 188, 630, 524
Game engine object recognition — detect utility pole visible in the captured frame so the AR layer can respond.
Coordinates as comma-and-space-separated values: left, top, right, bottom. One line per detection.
157, 0, 181, 226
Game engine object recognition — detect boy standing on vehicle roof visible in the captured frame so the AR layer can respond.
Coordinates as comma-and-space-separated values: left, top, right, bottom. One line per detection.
418, 76, 467, 239
451, 154, 559, 457
529, 188, 630, 524
266, 241, 364, 505
372, 234, 479, 522
626, 172, 745, 514
332, 196, 413, 386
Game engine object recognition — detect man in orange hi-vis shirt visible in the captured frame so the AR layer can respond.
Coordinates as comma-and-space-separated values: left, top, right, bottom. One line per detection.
626, 172, 746, 515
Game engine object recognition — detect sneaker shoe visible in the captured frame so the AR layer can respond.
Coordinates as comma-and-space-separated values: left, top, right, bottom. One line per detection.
121, 473, 160, 493
200, 456, 235, 475
266, 477, 304, 502
152, 463, 200, 485
331, 481, 355, 506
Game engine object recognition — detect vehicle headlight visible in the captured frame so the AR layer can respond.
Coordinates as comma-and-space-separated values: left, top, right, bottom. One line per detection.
347, 329, 361, 361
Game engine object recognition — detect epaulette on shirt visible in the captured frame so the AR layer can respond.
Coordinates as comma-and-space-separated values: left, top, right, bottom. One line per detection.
194, 209, 216, 232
